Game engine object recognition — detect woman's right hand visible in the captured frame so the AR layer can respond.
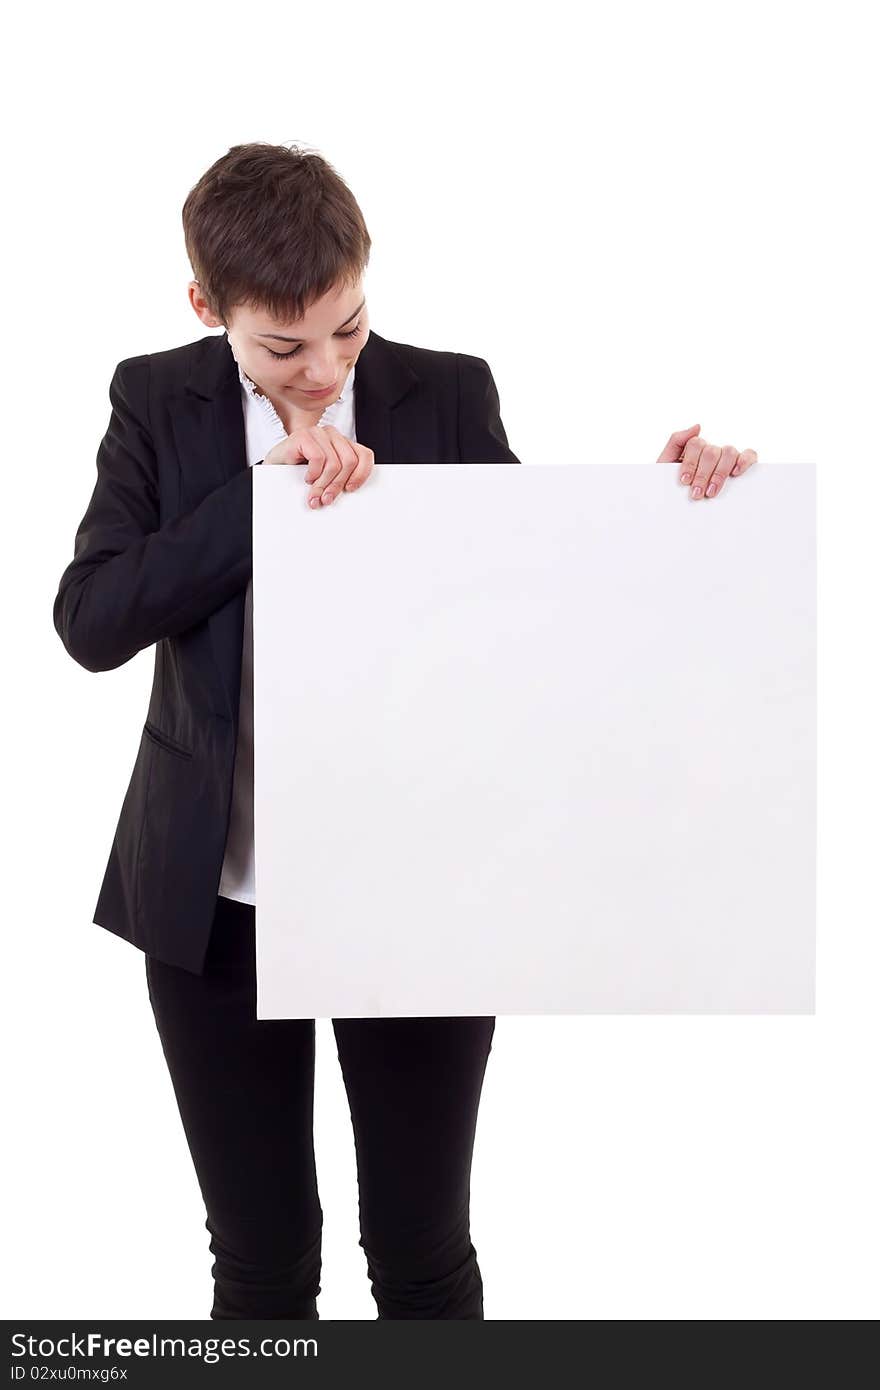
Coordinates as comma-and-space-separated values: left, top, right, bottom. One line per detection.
263, 425, 375, 508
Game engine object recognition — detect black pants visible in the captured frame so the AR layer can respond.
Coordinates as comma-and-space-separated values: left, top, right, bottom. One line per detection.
145, 894, 496, 1319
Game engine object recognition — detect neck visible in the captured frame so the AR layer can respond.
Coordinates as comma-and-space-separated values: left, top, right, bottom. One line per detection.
278, 402, 326, 434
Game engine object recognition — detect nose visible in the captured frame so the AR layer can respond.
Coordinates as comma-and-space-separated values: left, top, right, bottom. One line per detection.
302, 355, 339, 388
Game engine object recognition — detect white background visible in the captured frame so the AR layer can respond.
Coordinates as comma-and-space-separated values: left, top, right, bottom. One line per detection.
4, 0, 878, 1320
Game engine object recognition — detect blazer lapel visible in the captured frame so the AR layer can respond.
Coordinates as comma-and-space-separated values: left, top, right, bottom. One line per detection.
166, 328, 418, 724
166, 335, 249, 723
352, 328, 419, 461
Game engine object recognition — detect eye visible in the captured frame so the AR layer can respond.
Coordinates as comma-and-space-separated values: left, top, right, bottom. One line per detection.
264, 322, 363, 361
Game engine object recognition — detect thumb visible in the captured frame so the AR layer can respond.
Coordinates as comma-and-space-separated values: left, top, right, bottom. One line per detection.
656, 422, 700, 463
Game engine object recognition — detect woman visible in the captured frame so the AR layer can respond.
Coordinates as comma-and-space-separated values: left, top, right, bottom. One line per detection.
53, 141, 758, 1322
52, 142, 521, 1321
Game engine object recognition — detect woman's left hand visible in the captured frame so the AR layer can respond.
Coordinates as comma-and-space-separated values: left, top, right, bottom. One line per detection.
656, 423, 758, 499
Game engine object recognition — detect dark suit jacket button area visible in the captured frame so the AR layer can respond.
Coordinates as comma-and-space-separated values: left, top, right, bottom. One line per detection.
53, 328, 521, 976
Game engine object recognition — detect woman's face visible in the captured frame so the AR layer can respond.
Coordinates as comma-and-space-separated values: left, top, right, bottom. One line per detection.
192, 278, 370, 421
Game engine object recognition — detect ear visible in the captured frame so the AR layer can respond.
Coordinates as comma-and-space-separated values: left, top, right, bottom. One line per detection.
188, 279, 224, 329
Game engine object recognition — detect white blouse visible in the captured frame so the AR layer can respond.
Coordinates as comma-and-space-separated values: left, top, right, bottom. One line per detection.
218, 350, 357, 907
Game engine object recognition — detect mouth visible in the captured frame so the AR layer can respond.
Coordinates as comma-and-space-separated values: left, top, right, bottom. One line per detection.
299, 382, 337, 397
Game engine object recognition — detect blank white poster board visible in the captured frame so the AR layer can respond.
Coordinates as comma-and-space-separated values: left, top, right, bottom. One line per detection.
252, 463, 815, 1018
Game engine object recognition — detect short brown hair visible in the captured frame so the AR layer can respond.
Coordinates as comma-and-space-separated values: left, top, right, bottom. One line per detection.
182, 141, 371, 327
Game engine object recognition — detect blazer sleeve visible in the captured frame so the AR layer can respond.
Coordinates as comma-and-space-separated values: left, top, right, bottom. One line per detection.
456, 352, 522, 464
53, 354, 255, 673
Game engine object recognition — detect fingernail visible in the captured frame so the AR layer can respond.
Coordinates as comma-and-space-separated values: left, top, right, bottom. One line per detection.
731, 464, 740, 476
706, 483, 716, 497
691, 485, 702, 499
680, 472, 692, 485
309, 497, 320, 508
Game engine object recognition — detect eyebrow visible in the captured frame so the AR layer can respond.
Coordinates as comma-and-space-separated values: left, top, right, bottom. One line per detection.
254, 299, 365, 343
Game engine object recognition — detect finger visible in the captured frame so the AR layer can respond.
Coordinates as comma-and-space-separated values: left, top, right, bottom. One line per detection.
301, 426, 355, 485
678, 435, 706, 484
343, 446, 375, 492
286, 432, 330, 478
688, 443, 721, 499
301, 429, 332, 484
731, 448, 758, 477
656, 423, 701, 463
704, 445, 738, 499
307, 431, 358, 507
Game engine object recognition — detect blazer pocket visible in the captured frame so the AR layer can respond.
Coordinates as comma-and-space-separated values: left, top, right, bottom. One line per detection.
143, 720, 193, 760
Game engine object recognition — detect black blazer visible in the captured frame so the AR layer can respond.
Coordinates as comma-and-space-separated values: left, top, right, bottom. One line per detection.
53, 328, 522, 974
